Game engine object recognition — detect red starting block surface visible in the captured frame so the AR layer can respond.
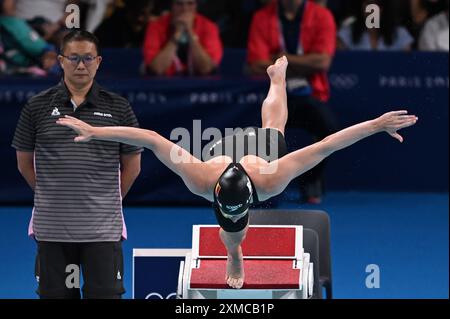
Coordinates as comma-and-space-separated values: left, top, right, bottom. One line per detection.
190, 259, 300, 289
181, 225, 312, 298
195, 226, 299, 258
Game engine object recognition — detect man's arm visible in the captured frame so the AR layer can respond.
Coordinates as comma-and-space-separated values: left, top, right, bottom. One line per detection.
120, 153, 141, 198
148, 40, 179, 75
189, 33, 215, 75
255, 111, 418, 200
16, 151, 36, 191
144, 19, 177, 76
250, 53, 332, 77
284, 53, 333, 76
57, 116, 216, 201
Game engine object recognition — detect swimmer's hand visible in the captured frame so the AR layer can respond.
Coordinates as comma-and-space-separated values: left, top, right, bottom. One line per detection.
56, 115, 94, 142
376, 110, 418, 143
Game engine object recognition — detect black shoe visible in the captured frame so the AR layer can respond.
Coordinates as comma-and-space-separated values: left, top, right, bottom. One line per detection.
301, 180, 323, 204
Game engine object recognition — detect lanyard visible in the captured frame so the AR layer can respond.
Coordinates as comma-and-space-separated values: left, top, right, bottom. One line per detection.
277, 1, 312, 96
173, 50, 193, 75
172, 24, 195, 75
277, 0, 307, 55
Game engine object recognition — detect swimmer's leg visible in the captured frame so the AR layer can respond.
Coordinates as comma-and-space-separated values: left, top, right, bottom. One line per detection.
261, 56, 289, 135
219, 225, 248, 289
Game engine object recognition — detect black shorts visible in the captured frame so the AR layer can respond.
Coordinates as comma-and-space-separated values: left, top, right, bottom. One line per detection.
35, 241, 125, 299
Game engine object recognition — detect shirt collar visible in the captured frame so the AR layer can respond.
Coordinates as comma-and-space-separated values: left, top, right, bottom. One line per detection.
278, 0, 305, 23
56, 79, 101, 108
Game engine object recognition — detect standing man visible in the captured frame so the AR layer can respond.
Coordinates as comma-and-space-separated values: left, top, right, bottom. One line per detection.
12, 30, 142, 299
247, 0, 339, 203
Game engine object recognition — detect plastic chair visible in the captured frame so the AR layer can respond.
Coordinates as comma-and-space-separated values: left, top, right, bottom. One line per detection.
249, 209, 333, 299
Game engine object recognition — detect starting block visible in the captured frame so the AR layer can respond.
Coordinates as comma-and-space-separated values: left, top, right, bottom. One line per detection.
177, 225, 314, 299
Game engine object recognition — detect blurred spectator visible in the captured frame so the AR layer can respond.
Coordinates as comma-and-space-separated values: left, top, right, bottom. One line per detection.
0, 12, 58, 75
418, 0, 449, 51
337, 0, 414, 51
193, 0, 334, 48
0, 0, 14, 72
408, 0, 431, 42
0, 0, 15, 16
143, 0, 223, 76
314, 0, 328, 5
326, 0, 356, 27
81, 0, 113, 33
403, 0, 448, 48
95, 0, 154, 48
247, 0, 339, 204
197, 0, 269, 48
14, 0, 78, 45
150, 0, 171, 15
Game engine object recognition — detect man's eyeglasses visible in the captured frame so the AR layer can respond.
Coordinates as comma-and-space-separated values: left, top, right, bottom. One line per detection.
61, 55, 98, 66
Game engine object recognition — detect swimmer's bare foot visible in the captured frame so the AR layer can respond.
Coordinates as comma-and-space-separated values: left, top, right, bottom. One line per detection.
267, 56, 288, 84
225, 248, 245, 289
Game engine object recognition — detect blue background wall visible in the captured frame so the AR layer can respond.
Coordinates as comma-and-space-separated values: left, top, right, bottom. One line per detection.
0, 51, 447, 205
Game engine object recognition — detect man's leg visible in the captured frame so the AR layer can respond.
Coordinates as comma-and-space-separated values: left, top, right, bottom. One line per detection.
287, 95, 339, 203
219, 225, 248, 289
261, 56, 289, 135
302, 97, 338, 202
81, 241, 125, 299
35, 242, 81, 299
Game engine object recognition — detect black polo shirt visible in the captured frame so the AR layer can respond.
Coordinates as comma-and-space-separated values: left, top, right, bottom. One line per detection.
12, 80, 143, 242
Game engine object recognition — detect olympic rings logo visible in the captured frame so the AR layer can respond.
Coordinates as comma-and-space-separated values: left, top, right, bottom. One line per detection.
329, 74, 359, 89
144, 292, 178, 299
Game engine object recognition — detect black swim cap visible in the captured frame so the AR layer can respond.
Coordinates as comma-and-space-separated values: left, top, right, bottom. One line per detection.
214, 165, 253, 216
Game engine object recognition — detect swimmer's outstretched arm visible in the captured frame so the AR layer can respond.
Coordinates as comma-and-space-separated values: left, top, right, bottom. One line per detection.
56, 116, 216, 200
256, 111, 418, 199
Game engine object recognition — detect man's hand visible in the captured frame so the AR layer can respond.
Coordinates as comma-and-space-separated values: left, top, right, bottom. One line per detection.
271, 51, 288, 62
375, 110, 418, 143
172, 12, 195, 40
56, 115, 95, 142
